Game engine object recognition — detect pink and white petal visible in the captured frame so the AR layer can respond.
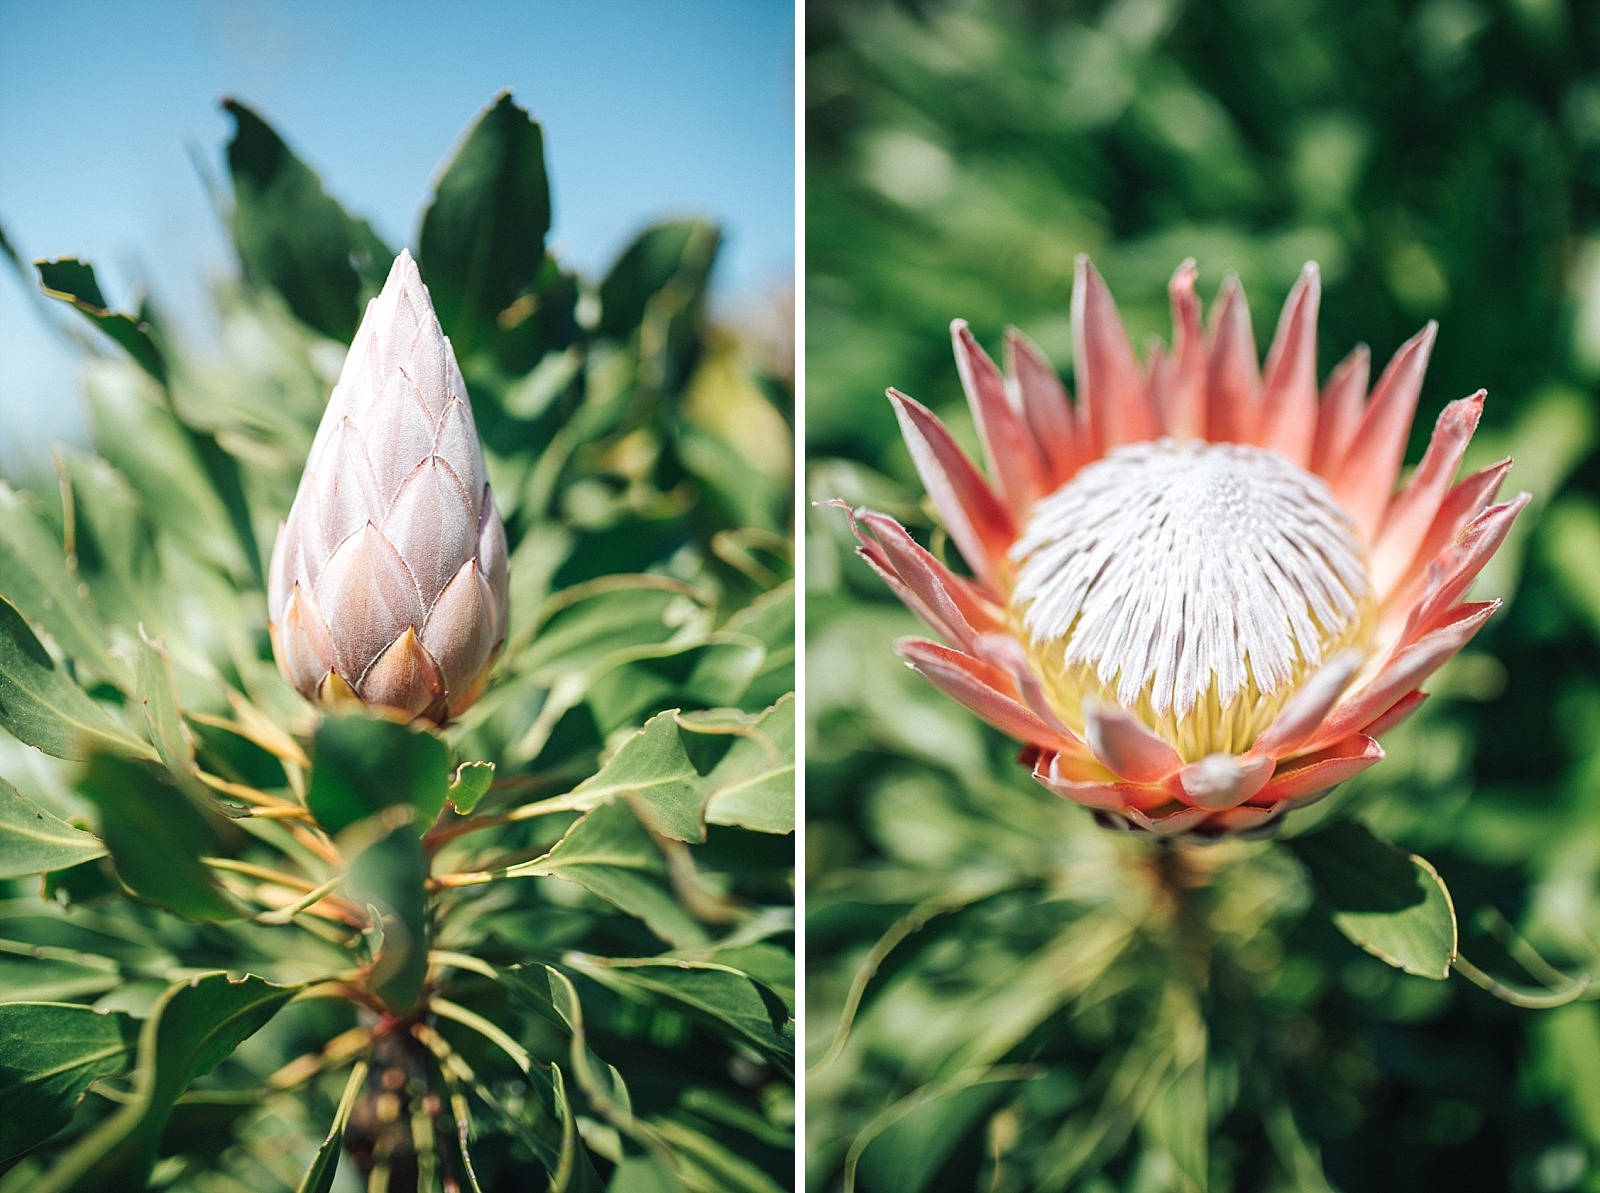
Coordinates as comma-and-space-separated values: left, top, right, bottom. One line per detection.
952, 321, 1048, 513
362, 374, 441, 499
312, 522, 425, 681
357, 626, 445, 719
1254, 735, 1383, 806
278, 584, 337, 697
1161, 259, 1207, 440
1250, 649, 1365, 756
1173, 753, 1275, 811
1124, 805, 1217, 837
1403, 495, 1529, 634
475, 486, 509, 635
314, 418, 386, 555
433, 396, 486, 512
975, 632, 1082, 744
1309, 344, 1371, 478
863, 510, 1000, 645
887, 390, 1017, 588
384, 456, 476, 604
1362, 689, 1428, 738
421, 561, 498, 698
1330, 322, 1438, 541
1073, 256, 1161, 450
1205, 274, 1263, 444
1311, 601, 1498, 750
1005, 328, 1080, 485
267, 517, 295, 623
897, 638, 1066, 750
1259, 262, 1321, 467
1082, 699, 1185, 785
1370, 392, 1485, 595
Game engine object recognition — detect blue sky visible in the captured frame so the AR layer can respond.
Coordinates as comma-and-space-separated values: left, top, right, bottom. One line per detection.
0, 0, 795, 473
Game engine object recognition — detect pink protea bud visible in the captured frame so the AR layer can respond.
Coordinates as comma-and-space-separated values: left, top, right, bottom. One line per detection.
268, 250, 508, 724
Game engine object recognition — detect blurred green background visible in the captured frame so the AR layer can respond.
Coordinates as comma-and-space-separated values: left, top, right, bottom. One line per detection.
805, 0, 1600, 1190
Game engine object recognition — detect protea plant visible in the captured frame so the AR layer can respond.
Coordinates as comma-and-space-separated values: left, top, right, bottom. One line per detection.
267, 249, 508, 724
838, 258, 1525, 837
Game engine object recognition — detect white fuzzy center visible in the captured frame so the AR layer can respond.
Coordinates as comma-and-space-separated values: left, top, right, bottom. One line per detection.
1010, 440, 1371, 757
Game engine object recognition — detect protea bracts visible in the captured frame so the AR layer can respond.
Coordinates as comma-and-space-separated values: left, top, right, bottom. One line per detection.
268, 250, 508, 724
836, 258, 1524, 838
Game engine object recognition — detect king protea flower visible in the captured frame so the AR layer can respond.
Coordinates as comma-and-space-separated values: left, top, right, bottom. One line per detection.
838, 258, 1525, 837
268, 250, 508, 724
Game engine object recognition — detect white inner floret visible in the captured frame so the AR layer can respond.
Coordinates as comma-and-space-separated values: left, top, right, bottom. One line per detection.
1009, 439, 1373, 759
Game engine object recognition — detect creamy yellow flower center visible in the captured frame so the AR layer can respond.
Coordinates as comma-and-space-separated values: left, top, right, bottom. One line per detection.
1008, 439, 1374, 761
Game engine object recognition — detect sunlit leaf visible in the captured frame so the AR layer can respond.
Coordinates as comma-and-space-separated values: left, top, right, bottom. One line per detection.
0, 595, 154, 762
0, 777, 105, 878
0, 1002, 138, 1165
223, 99, 389, 341
345, 818, 430, 1011
418, 90, 551, 359
446, 760, 495, 815
32, 972, 299, 1193
566, 710, 709, 843
36, 257, 166, 384
700, 695, 795, 835
1288, 819, 1459, 980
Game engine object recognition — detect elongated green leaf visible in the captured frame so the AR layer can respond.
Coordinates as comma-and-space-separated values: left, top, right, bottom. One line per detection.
296, 1059, 368, 1193
699, 695, 795, 835
306, 712, 451, 836
133, 633, 209, 804
0, 596, 154, 762
0, 777, 105, 877
34, 972, 299, 1193
564, 954, 794, 1068
0, 950, 120, 1001
0, 481, 123, 684
519, 579, 709, 680
567, 710, 708, 843
723, 581, 795, 709
76, 754, 238, 922
0, 1002, 138, 1165
586, 639, 766, 734
598, 219, 719, 341
504, 799, 707, 948
1288, 820, 1459, 979
418, 91, 550, 357
345, 819, 430, 1011
223, 99, 389, 341
54, 451, 165, 637
36, 257, 166, 383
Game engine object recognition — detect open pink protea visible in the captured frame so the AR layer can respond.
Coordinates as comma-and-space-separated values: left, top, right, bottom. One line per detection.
838, 258, 1526, 838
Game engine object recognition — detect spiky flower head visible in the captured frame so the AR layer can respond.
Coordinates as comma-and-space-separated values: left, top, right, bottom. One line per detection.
268, 250, 508, 724
838, 258, 1525, 838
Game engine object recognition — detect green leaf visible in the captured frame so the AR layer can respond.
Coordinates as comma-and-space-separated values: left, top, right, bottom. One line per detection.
698, 695, 795, 835
0, 481, 125, 685
563, 954, 794, 1069
223, 98, 389, 341
53, 451, 165, 638
345, 818, 430, 1011
418, 91, 551, 358
598, 219, 719, 341
0, 595, 155, 762
504, 799, 707, 948
133, 632, 210, 804
0, 1002, 138, 1165
1287, 819, 1459, 979
586, 639, 766, 734
33, 972, 299, 1193
36, 257, 167, 383
446, 761, 495, 815
519, 579, 708, 681
0, 947, 120, 1001
568, 710, 709, 843
76, 754, 238, 922
723, 581, 795, 709
295, 1059, 368, 1193
306, 712, 451, 835
0, 777, 105, 877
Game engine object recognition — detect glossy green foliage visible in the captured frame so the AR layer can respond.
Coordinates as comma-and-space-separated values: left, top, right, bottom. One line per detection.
0, 88, 793, 1192
806, 1, 1600, 1190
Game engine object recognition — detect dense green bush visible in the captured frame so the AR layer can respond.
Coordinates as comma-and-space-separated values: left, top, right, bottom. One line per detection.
0, 92, 794, 1192
806, 1, 1600, 1190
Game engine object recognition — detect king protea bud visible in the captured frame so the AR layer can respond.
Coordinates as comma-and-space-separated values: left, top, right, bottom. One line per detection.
267, 250, 508, 724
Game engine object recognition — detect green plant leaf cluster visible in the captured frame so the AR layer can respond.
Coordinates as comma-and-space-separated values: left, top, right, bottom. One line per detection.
0, 88, 793, 1192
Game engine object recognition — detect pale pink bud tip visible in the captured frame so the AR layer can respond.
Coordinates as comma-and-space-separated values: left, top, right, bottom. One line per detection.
268, 251, 508, 724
